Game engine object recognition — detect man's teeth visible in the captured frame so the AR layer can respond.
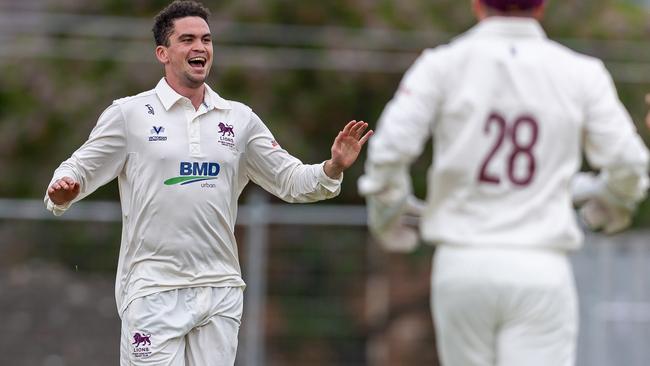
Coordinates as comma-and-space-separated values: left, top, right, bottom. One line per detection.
189, 57, 206, 66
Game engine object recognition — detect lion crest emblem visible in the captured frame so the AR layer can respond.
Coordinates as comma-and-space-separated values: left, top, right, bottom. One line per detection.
218, 122, 234, 137
132, 332, 152, 347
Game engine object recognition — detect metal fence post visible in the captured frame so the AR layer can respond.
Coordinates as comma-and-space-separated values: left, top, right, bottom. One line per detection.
596, 235, 613, 366
366, 238, 390, 366
239, 189, 269, 366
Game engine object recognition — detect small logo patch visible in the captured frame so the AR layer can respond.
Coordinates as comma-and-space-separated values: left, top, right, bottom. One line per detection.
145, 104, 155, 115
149, 126, 167, 141
218, 122, 234, 137
132, 332, 152, 358
218, 122, 236, 150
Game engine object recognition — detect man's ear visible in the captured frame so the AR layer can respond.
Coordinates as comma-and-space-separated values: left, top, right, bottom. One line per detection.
472, 0, 487, 20
155, 45, 169, 64
532, 4, 545, 20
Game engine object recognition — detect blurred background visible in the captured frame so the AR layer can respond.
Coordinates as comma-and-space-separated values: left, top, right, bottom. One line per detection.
1, 0, 650, 365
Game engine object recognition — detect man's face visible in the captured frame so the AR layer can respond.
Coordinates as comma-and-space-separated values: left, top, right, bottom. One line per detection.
157, 16, 213, 88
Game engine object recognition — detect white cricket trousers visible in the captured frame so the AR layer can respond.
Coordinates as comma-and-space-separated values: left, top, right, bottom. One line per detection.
120, 286, 243, 366
432, 245, 578, 366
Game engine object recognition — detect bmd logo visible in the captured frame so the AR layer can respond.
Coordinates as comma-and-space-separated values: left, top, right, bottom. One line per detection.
164, 162, 220, 185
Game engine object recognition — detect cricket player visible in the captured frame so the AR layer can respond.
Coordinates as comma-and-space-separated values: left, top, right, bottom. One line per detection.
45, 1, 372, 365
358, 0, 649, 365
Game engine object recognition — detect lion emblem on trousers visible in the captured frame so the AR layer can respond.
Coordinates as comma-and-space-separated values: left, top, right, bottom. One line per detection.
132, 333, 152, 347
218, 122, 234, 137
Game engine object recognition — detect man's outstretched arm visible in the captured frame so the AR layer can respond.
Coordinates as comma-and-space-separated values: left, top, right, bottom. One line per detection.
245, 115, 372, 203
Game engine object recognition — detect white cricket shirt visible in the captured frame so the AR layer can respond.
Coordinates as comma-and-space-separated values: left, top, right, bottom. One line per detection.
45, 78, 342, 314
359, 17, 649, 250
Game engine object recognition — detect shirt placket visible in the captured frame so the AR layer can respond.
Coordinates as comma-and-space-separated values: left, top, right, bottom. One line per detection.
184, 101, 211, 157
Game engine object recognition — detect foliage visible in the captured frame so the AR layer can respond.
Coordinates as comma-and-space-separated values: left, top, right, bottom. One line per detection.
3, 2, 650, 365
2, 0, 650, 218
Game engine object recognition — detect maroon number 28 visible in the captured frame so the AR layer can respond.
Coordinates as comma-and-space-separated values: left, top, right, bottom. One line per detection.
478, 112, 538, 186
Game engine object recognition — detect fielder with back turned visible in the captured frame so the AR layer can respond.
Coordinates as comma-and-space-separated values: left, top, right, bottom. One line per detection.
359, 1, 649, 365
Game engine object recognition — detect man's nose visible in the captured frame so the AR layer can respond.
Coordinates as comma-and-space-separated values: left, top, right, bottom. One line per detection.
192, 40, 207, 52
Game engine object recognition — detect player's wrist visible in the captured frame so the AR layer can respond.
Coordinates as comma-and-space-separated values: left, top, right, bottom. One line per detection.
324, 160, 344, 179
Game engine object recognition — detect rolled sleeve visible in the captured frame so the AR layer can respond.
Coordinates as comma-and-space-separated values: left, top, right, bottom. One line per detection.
317, 162, 343, 193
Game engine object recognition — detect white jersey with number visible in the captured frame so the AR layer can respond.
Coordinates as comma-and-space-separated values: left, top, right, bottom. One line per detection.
45, 78, 341, 314
359, 17, 649, 250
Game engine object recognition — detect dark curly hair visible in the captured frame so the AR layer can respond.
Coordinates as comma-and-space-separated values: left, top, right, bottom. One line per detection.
152, 0, 211, 47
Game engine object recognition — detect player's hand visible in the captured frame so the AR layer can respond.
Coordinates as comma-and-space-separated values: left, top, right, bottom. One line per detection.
368, 195, 424, 253
571, 172, 633, 234
324, 120, 373, 179
47, 177, 80, 205
579, 198, 632, 234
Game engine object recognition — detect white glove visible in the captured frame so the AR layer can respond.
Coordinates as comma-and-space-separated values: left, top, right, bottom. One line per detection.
359, 163, 425, 252
579, 199, 632, 234
571, 172, 604, 206
367, 194, 425, 253
571, 172, 634, 234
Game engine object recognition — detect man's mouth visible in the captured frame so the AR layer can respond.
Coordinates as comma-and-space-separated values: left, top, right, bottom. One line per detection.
188, 57, 207, 69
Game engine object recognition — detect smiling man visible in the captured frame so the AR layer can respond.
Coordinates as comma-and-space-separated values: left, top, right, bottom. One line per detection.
44, 1, 372, 365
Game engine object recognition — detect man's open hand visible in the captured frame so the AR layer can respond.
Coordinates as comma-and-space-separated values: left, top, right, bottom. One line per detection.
47, 177, 80, 205
324, 120, 373, 179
